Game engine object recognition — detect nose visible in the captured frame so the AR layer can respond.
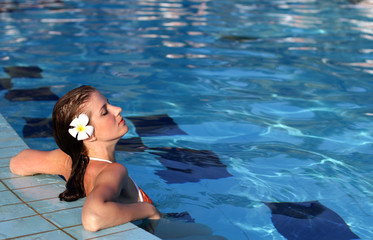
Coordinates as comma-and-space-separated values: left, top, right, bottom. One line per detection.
110, 104, 122, 116
115, 106, 122, 116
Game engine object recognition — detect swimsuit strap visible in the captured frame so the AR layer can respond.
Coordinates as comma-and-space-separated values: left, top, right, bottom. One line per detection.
129, 177, 144, 202
89, 157, 113, 163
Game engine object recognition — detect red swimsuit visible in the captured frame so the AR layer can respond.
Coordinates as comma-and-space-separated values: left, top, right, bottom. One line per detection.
138, 187, 154, 204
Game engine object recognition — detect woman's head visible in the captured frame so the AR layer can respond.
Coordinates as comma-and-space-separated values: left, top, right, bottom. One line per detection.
53, 85, 128, 154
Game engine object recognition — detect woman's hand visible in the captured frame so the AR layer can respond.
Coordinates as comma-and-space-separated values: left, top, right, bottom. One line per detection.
149, 207, 162, 220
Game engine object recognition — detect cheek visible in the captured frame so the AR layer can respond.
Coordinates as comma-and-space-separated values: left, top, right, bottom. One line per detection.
93, 121, 110, 135
104, 119, 117, 132
92, 118, 118, 137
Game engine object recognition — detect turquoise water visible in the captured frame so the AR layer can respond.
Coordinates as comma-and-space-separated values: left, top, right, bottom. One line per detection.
1, 0, 373, 239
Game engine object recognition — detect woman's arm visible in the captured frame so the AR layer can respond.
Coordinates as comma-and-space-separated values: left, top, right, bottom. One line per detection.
9, 148, 71, 180
82, 163, 161, 232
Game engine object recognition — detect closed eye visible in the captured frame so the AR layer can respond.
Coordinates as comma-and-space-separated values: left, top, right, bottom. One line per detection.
101, 103, 108, 116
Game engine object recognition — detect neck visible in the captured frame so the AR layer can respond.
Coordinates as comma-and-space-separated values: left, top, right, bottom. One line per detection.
86, 142, 116, 162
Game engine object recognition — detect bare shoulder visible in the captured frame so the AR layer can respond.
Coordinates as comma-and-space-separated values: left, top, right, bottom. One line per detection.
87, 162, 129, 200
96, 162, 128, 181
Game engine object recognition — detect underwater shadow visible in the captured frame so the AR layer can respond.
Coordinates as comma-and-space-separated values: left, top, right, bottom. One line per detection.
264, 201, 360, 240
149, 147, 232, 184
127, 114, 187, 137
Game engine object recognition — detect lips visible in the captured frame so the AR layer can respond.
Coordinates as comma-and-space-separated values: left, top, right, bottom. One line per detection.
119, 117, 125, 125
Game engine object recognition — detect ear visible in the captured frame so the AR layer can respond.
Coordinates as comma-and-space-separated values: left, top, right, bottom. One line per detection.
83, 133, 96, 142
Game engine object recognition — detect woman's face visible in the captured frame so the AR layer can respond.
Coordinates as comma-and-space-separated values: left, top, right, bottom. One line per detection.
85, 91, 128, 142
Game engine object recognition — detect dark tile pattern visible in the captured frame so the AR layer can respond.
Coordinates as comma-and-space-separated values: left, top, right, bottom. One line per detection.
4, 66, 43, 78
264, 201, 360, 240
5, 87, 59, 102
127, 114, 187, 137
149, 147, 232, 183
23, 117, 53, 138
0, 78, 12, 90
116, 138, 148, 152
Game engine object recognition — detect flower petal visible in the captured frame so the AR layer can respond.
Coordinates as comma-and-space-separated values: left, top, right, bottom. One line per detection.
69, 118, 79, 127
68, 128, 79, 138
85, 125, 94, 137
78, 114, 89, 126
77, 131, 89, 141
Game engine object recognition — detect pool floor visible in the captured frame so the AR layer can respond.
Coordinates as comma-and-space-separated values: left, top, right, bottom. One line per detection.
0, 113, 160, 240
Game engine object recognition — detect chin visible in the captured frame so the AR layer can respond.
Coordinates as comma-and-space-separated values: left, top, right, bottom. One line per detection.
122, 125, 129, 136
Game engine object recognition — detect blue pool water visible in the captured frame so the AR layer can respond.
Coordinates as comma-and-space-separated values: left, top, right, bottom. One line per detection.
1, 0, 373, 239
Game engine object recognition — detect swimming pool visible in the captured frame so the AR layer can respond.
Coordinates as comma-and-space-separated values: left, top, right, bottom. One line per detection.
1, 0, 373, 239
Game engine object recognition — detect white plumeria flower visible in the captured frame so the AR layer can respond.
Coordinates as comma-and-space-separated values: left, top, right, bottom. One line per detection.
68, 113, 94, 141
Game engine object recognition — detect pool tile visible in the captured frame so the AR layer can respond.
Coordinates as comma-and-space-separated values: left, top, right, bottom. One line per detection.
12, 183, 65, 202
0, 190, 22, 206
0, 146, 26, 159
4, 66, 43, 78
0, 181, 7, 191
0, 126, 14, 136
0, 203, 36, 221
43, 207, 83, 228
5, 87, 59, 102
14, 230, 74, 240
0, 157, 10, 167
3, 175, 64, 190
0, 215, 57, 239
0, 167, 18, 179
28, 198, 84, 214
0, 129, 18, 140
127, 114, 187, 137
0, 137, 25, 148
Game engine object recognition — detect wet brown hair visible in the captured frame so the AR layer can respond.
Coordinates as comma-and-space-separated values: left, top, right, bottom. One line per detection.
52, 85, 96, 201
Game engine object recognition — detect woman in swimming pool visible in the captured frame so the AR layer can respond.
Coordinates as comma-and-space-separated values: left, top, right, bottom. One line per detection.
9, 85, 161, 232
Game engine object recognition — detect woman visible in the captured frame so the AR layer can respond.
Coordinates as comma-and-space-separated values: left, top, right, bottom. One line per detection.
10, 85, 161, 232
